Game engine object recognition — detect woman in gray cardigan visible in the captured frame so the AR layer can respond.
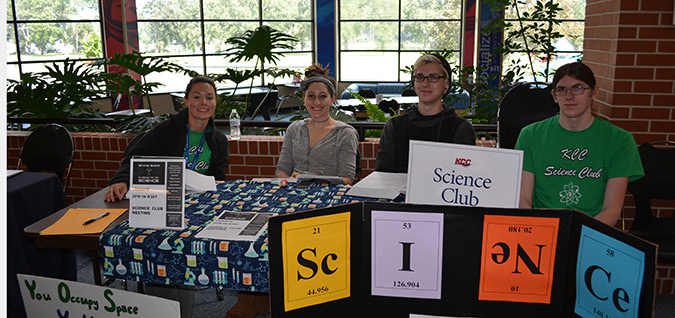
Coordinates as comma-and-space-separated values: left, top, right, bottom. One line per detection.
275, 64, 358, 184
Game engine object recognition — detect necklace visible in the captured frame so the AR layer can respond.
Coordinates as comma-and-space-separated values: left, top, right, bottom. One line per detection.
311, 117, 330, 124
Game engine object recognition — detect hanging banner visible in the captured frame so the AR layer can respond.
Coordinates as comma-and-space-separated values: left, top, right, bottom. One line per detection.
102, 0, 142, 110
462, 0, 477, 68
477, 0, 503, 88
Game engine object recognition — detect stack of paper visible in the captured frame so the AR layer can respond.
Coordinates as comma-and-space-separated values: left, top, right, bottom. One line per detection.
40, 208, 127, 235
186, 169, 217, 193
346, 171, 407, 200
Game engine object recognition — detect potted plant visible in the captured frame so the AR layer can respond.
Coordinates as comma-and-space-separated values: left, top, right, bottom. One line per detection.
222, 25, 301, 119
99, 51, 195, 132
7, 59, 109, 131
483, 0, 565, 83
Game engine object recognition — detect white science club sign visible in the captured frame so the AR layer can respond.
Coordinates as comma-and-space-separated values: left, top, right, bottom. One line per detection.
406, 141, 523, 208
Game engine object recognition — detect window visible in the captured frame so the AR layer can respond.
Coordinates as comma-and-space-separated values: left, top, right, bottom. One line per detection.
136, 0, 314, 92
502, 0, 585, 82
338, 0, 463, 82
6, 0, 104, 80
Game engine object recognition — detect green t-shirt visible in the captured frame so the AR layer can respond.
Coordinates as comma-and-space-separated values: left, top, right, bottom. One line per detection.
515, 115, 644, 216
186, 129, 212, 174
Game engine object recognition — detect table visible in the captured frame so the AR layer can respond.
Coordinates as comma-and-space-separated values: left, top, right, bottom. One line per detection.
99, 180, 396, 292
9, 172, 74, 318
23, 187, 129, 285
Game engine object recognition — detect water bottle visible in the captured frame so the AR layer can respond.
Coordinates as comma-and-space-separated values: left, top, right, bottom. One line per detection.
229, 109, 241, 140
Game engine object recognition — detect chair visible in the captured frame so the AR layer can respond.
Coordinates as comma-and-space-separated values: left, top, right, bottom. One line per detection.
378, 99, 399, 116
497, 82, 559, 149
170, 93, 185, 112
275, 84, 302, 115
401, 88, 417, 96
626, 141, 675, 263
17, 124, 74, 192
358, 89, 376, 98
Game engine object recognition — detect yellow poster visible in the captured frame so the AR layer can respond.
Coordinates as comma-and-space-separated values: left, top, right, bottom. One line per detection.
281, 212, 351, 312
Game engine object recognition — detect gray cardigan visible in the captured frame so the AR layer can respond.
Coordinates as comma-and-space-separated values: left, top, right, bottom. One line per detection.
276, 119, 358, 179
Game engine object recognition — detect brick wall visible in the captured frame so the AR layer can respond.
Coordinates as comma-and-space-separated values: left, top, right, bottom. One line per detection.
7, 131, 496, 203
584, 0, 675, 294
585, 0, 675, 146
7, 131, 672, 293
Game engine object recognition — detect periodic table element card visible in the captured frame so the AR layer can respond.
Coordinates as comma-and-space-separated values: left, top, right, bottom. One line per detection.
574, 226, 645, 318
479, 215, 559, 304
281, 212, 351, 312
371, 211, 444, 299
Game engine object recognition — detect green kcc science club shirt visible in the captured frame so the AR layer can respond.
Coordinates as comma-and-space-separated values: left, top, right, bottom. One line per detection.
515, 115, 644, 217
186, 129, 212, 174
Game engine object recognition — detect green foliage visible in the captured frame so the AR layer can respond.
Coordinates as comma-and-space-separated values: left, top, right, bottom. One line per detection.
349, 90, 386, 138
483, 0, 565, 83
349, 90, 386, 123
214, 93, 246, 120
400, 49, 500, 124
7, 59, 106, 121
205, 68, 257, 119
112, 114, 170, 133
100, 52, 194, 116
80, 32, 102, 58
450, 64, 501, 124
220, 25, 300, 119
12, 0, 98, 56
223, 25, 298, 66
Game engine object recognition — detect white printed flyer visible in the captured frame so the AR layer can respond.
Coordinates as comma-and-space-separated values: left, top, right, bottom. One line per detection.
196, 211, 274, 241
129, 157, 185, 230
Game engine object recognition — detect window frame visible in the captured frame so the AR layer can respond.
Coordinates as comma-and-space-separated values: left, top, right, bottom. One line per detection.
134, 0, 315, 87
337, 0, 464, 83
6, 0, 107, 75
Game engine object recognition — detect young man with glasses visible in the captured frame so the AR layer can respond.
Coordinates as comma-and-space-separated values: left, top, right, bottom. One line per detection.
375, 54, 475, 173
515, 62, 643, 226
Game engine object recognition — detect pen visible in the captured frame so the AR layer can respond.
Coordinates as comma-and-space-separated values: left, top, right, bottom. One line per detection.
83, 212, 110, 225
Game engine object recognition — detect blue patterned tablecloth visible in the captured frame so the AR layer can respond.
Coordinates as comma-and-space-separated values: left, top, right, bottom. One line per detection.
99, 180, 397, 292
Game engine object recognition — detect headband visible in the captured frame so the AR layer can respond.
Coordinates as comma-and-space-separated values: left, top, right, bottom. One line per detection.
300, 76, 336, 96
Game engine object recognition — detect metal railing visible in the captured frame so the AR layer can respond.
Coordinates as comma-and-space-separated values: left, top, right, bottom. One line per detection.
7, 117, 497, 141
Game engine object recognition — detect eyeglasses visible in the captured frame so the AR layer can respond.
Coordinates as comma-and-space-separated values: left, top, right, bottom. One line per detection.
552, 84, 592, 96
413, 74, 447, 83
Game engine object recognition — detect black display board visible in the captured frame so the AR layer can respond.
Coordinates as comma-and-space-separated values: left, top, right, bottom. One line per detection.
268, 203, 656, 317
